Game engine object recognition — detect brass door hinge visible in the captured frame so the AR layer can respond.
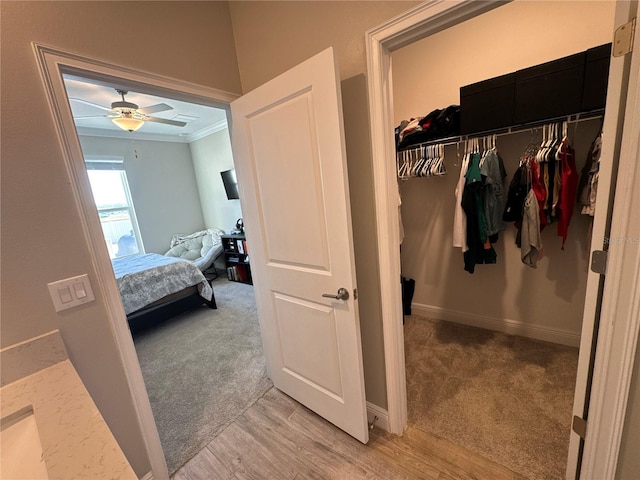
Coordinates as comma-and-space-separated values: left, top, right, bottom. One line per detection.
573, 415, 587, 440
591, 250, 608, 275
613, 18, 636, 57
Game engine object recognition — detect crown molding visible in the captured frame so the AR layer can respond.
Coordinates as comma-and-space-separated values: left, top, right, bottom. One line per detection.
186, 119, 228, 142
76, 126, 186, 143
75, 119, 228, 144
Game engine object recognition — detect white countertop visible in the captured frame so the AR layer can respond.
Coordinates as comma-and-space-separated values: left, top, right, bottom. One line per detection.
1, 339, 137, 480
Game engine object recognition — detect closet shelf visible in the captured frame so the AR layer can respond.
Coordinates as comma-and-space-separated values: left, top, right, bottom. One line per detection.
397, 109, 604, 152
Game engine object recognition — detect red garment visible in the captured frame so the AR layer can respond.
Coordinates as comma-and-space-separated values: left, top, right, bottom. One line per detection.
557, 141, 578, 249
530, 160, 548, 229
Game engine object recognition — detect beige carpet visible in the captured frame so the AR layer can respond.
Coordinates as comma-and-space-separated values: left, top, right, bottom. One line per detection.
133, 277, 272, 475
404, 315, 579, 480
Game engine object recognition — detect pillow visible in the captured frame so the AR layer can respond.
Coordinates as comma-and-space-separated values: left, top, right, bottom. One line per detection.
170, 228, 225, 249
170, 229, 209, 249
165, 236, 204, 261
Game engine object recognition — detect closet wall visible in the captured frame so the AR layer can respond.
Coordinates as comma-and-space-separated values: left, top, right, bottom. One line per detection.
391, 0, 615, 345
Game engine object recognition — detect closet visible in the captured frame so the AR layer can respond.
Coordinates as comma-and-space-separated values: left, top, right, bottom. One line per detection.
390, 2, 617, 479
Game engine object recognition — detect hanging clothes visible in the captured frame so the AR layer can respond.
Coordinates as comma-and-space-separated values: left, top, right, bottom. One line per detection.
461, 152, 496, 273
541, 144, 561, 222
578, 133, 602, 216
530, 160, 548, 230
481, 148, 507, 237
521, 188, 543, 268
453, 153, 470, 251
557, 139, 579, 249
504, 160, 539, 249
503, 163, 529, 224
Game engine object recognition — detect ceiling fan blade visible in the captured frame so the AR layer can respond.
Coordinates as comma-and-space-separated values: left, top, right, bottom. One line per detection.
69, 98, 113, 112
73, 114, 110, 119
138, 103, 173, 115
144, 116, 187, 127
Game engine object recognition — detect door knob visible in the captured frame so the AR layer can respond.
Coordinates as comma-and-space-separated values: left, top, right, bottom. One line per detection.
322, 288, 350, 300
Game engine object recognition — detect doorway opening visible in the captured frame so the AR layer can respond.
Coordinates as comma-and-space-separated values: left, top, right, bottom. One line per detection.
366, 1, 639, 479
61, 73, 269, 475
390, 2, 613, 478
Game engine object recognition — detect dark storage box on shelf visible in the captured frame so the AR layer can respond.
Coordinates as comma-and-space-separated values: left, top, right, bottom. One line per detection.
460, 72, 515, 134
582, 43, 612, 111
459, 43, 611, 135
514, 51, 586, 124
221, 234, 252, 285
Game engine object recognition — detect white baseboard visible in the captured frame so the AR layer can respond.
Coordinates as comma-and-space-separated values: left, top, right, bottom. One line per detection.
367, 402, 390, 432
411, 303, 581, 347
139, 471, 153, 480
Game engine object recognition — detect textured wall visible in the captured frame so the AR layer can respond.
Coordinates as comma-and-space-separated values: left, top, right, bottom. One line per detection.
229, 1, 420, 92
229, 0, 420, 408
0, 1, 241, 475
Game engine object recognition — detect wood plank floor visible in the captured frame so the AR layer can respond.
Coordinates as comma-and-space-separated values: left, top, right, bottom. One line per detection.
173, 388, 527, 480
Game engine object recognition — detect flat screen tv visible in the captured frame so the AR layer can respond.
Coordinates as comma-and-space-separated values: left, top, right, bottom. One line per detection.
220, 169, 240, 200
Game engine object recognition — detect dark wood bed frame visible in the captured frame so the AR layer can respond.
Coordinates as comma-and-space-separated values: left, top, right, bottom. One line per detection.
126, 279, 217, 322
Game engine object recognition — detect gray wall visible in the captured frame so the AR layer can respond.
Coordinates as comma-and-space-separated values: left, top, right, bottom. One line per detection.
190, 128, 243, 232
0, 1, 241, 476
229, 0, 421, 408
342, 75, 388, 403
79, 136, 205, 254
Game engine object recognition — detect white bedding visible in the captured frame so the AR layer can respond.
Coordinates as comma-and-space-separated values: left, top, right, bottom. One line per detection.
112, 253, 213, 315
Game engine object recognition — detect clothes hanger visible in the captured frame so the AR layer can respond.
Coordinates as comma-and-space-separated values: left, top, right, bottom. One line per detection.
426, 145, 437, 176
418, 146, 428, 177
431, 144, 443, 176
479, 136, 488, 166
521, 129, 540, 167
411, 147, 423, 177
537, 124, 549, 163
436, 143, 446, 175
397, 150, 407, 179
556, 120, 572, 161
421, 145, 433, 177
545, 123, 558, 163
429, 146, 437, 177
401, 150, 412, 179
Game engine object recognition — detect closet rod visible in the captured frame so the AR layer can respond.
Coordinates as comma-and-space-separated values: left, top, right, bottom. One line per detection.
398, 109, 605, 151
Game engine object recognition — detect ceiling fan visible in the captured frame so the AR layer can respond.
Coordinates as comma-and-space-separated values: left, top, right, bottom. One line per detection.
70, 89, 187, 132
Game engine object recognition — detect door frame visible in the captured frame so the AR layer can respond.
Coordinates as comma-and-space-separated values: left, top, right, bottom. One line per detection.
365, 0, 640, 478
33, 42, 239, 480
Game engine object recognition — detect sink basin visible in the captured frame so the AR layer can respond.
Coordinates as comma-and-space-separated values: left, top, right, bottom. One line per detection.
1, 406, 49, 479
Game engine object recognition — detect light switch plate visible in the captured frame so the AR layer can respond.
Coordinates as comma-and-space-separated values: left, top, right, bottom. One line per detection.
47, 274, 95, 312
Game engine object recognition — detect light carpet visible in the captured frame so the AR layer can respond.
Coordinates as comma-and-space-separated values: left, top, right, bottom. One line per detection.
404, 314, 579, 480
132, 277, 272, 475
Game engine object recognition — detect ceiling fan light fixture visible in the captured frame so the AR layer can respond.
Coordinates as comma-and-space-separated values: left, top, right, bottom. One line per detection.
112, 116, 144, 132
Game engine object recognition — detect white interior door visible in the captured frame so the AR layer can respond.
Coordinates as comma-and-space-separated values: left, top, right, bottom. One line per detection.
230, 47, 369, 443
566, 3, 639, 478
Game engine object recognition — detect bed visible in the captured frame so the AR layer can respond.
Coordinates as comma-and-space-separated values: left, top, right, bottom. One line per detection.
112, 253, 216, 321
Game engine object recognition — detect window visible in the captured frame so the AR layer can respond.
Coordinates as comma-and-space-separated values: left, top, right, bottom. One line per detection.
85, 158, 144, 259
